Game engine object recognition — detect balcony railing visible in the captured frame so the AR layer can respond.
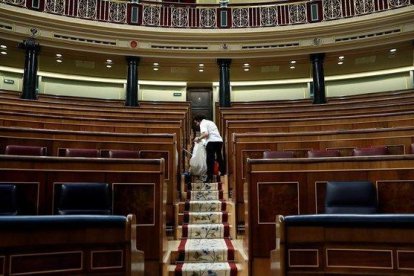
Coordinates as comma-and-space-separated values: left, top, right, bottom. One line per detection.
1, 0, 412, 28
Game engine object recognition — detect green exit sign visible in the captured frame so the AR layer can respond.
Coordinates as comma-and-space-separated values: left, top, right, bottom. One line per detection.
173, 92, 182, 97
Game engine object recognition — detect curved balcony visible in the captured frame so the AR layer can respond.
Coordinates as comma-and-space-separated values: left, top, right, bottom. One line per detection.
1, 0, 412, 28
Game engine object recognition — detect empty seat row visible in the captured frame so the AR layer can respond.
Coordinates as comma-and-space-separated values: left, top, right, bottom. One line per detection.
263, 145, 413, 158
3, 145, 141, 158
0, 182, 112, 215
59, 148, 143, 158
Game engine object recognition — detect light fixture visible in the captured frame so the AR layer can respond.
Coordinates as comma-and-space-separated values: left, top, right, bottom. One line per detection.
153, 67, 159, 71
105, 59, 113, 68
243, 63, 250, 67
289, 65, 295, 69
242, 63, 250, 72
56, 53, 62, 58
338, 56, 345, 60
338, 61, 343, 65
243, 68, 250, 72
389, 48, 397, 53
153, 62, 159, 66
197, 63, 205, 72
290, 60, 296, 64
0, 45, 7, 49
56, 59, 62, 63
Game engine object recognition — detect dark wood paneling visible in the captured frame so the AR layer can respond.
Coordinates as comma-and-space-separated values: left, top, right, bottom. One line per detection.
10, 251, 83, 275
91, 250, 123, 270
0, 155, 164, 276
246, 156, 414, 264
326, 248, 393, 269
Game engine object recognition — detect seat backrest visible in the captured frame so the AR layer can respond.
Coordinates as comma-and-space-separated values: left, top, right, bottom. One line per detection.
5, 145, 47, 156
59, 148, 100, 157
263, 151, 294, 158
55, 183, 112, 215
307, 149, 340, 158
106, 149, 140, 158
352, 146, 388, 156
0, 184, 18, 215
411, 143, 414, 154
325, 181, 378, 214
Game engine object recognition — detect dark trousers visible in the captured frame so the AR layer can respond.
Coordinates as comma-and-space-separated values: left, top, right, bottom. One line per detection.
205, 141, 225, 181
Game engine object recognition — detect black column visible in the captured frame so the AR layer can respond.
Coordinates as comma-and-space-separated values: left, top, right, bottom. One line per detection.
217, 59, 231, 107
310, 53, 327, 104
19, 38, 40, 100
125, 56, 140, 107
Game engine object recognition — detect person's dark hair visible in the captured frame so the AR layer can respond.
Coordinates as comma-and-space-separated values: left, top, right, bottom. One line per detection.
193, 115, 206, 122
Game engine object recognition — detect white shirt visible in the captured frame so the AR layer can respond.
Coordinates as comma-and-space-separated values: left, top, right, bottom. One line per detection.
199, 119, 223, 144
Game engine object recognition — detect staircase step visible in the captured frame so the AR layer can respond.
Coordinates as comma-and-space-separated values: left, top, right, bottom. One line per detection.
169, 177, 243, 275
183, 211, 228, 224
182, 223, 230, 239
173, 262, 239, 276
185, 190, 224, 201
184, 200, 227, 212
177, 238, 236, 263
187, 182, 222, 191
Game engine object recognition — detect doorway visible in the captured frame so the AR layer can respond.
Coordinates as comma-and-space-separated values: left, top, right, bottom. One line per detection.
187, 87, 213, 137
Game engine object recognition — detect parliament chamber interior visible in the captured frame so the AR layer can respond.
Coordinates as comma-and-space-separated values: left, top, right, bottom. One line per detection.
0, 0, 413, 274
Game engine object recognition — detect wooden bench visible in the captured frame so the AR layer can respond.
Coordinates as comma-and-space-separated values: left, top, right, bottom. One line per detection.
224, 111, 414, 178
0, 100, 189, 154
0, 110, 187, 171
219, 99, 414, 138
0, 214, 143, 275
244, 155, 414, 275
0, 155, 165, 275
0, 89, 192, 114
231, 126, 414, 227
0, 127, 178, 236
272, 214, 414, 275
214, 89, 414, 123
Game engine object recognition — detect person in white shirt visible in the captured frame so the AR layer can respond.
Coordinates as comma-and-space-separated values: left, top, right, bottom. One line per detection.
193, 115, 225, 183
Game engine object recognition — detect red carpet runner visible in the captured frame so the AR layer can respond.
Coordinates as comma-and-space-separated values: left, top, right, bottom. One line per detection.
175, 181, 237, 276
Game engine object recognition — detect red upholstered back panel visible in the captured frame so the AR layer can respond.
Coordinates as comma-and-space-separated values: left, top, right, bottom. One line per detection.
307, 149, 340, 158
263, 151, 294, 158
5, 145, 47, 156
352, 146, 388, 156
61, 148, 100, 157
107, 150, 140, 158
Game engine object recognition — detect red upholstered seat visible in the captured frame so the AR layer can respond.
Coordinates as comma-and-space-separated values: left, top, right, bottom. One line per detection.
106, 149, 140, 158
263, 151, 294, 158
307, 149, 340, 158
59, 148, 100, 157
5, 145, 47, 156
352, 146, 388, 156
